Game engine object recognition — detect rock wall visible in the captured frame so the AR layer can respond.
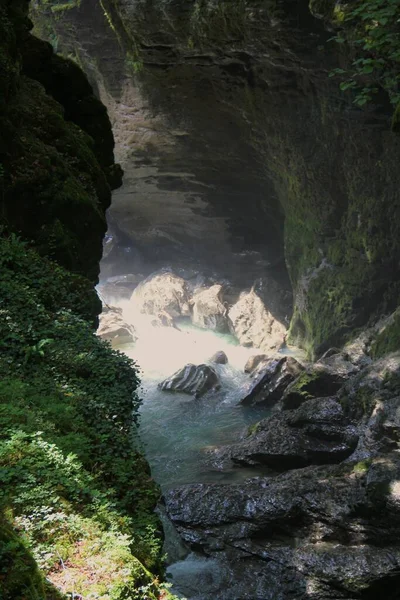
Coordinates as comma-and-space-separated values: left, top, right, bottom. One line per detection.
1, 0, 121, 290
31, 0, 400, 357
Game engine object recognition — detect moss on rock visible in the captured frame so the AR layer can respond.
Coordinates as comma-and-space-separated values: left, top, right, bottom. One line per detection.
0, 0, 121, 285
371, 309, 400, 358
0, 519, 60, 600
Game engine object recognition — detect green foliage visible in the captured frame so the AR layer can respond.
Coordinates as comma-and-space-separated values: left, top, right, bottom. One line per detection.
0, 517, 63, 600
330, 0, 400, 109
0, 234, 169, 599
353, 459, 371, 474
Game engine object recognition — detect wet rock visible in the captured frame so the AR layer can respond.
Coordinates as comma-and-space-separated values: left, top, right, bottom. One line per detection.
97, 274, 144, 303
287, 396, 346, 427
208, 351, 228, 365
341, 352, 400, 459
191, 284, 228, 332
318, 350, 359, 377
244, 354, 269, 373
282, 362, 350, 410
97, 306, 136, 345
228, 290, 286, 352
210, 397, 358, 470
130, 271, 190, 322
240, 356, 304, 408
164, 454, 400, 599
159, 364, 220, 398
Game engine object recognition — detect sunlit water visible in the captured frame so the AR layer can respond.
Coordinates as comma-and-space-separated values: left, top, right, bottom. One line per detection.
106, 296, 302, 598
115, 301, 272, 490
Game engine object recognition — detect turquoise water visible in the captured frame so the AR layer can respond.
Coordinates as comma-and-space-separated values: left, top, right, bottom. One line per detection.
118, 317, 270, 490
111, 304, 306, 599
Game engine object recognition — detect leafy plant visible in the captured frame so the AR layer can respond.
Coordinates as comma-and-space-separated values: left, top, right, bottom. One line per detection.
0, 235, 171, 599
23, 338, 54, 363
330, 0, 400, 109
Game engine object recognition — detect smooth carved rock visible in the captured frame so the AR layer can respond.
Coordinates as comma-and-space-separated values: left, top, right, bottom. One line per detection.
240, 356, 304, 408
191, 284, 228, 332
209, 397, 358, 470
208, 351, 228, 365
158, 364, 220, 398
130, 272, 190, 321
97, 306, 136, 344
228, 290, 286, 352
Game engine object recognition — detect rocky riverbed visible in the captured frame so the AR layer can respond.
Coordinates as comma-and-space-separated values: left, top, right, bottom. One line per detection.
98, 270, 400, 599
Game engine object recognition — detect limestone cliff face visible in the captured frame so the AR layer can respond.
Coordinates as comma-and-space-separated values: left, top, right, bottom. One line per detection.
33, 0, 400, 356
0, 0, 121, 290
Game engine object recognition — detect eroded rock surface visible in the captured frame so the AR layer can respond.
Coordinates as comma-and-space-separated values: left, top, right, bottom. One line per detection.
191, 284, 228, 332
159, 364, 220, 398
241, 356, 304, 408
228, 290, 286, 352
97, 305, 136, 344
209, 396, 358, 471
164, 352, 400, 599
130, 272, 190, 322
165, 455, 400, 599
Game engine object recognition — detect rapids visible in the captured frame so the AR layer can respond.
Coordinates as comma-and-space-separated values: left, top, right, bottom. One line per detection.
115, 302, 272, 489
99, 289, 302, 599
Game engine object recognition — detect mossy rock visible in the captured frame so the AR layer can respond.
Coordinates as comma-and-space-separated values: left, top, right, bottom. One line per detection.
392, 104, 400, 134
282, 366, 346, 409
309, 0, 334, 20
371, 309, 400, 358
0, 2, 121, 284
0, 518, 64, 600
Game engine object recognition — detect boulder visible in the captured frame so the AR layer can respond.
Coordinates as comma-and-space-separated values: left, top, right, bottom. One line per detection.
340, 352, 400, 457
158, 364, 220, 398
208, 396, 358, 470
208, 351, 228, 365
164, 455, 400, 599
191, 284, 228, 332
282, 361, 350, 410
130, 271, 190, 322
162, 355, 400, 600
228, 290, 286, 351
240, 356, 304, 407
244, 353, 269, 373
97, 306, 136, 345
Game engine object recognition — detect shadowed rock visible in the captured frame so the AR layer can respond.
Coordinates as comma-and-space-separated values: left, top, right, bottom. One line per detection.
240, 356, 304, 408
159, 364, 220, 398
282, 361, 351, 410
164, 453, 400, 599
208, 351, 228, 365
209, 396, 358, 470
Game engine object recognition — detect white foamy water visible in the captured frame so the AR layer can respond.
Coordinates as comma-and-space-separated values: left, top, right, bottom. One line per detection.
109, 299, 272, 489
99, 289, 305, 599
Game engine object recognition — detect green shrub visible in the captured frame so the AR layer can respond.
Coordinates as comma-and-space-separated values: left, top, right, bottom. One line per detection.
330, 0, 400, 110
0, 234, 173, 599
